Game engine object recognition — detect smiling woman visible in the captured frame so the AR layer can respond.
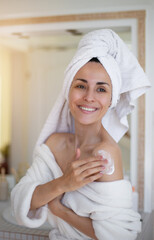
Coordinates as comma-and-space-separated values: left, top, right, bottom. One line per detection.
11, 28, 150, 240
68, 58, 123, 184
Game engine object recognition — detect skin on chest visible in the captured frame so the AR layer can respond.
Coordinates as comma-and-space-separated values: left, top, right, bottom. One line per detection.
55, 148, 74, 173
55, 146, 94, 173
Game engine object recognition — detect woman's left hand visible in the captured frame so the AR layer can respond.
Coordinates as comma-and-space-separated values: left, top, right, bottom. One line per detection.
48, 194, 64, 216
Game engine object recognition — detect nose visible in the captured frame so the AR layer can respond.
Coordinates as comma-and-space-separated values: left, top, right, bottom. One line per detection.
83, 90, 95, 102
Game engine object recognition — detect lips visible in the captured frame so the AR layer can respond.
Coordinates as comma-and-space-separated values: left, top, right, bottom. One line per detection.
78, 105, 98, 112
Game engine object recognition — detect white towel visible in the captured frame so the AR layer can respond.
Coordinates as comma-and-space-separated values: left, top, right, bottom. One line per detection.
36, 29, 151, 146
11, 144, 141, 240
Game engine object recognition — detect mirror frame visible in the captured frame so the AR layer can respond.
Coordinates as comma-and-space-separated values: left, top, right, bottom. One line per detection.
0, 10, 146, 211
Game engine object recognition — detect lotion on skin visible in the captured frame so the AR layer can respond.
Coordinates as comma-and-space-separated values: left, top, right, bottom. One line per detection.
96, 150, 115, 175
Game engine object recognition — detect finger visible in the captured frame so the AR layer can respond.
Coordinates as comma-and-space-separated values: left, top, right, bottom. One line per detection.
75, 148, 81, 160
77, 160, 105, 174
81, 166, 105, 178
84, 172, 103, 184
72, 155, 103, 168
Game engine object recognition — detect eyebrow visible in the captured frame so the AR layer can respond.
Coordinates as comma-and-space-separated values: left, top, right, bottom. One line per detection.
75, 78, 110, 86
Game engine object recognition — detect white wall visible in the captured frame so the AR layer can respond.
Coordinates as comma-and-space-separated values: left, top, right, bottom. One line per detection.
0, 0, 154, 17
10, 50, 28, 170
26, 47, 77, 162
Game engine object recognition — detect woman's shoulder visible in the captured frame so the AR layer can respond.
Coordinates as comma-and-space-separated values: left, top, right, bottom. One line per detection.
94, 139, 123, 182
94, 135, 121, 157
44, 132, 74, 153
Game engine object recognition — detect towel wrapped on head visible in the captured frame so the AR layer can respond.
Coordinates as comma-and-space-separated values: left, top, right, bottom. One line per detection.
36, 29, 150, 146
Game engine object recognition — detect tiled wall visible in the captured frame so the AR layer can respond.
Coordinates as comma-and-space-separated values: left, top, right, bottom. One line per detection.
0, 232, 49, 240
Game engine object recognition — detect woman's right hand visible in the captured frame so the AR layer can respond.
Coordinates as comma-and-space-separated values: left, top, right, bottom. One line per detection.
61, 148, 105, 192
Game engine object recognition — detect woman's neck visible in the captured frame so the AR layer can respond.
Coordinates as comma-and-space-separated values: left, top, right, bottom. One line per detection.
74, 121, 103, 149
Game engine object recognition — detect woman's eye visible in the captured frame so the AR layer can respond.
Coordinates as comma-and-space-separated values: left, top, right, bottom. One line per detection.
76, 85, 85, 89
97, 87, 106, 92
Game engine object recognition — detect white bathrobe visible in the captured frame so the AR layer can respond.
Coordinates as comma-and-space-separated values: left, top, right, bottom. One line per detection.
11, 144, 141, 240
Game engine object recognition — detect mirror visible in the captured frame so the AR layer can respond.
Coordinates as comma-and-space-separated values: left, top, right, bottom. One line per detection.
0, 10, 146, 211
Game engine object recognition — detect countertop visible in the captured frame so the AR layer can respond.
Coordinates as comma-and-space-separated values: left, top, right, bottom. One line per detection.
0, 200, 50, 240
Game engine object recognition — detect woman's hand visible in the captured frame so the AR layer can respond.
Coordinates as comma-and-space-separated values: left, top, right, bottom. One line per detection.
61, 148, 105, 192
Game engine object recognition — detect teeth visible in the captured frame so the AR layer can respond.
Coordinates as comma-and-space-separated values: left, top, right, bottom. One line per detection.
79, 106, 96, 112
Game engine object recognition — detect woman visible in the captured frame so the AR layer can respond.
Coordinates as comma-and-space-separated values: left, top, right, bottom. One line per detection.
11, 29, 150, 240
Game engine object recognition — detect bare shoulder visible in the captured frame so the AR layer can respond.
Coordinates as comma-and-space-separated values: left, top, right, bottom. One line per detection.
94, 140, 123, 182
44, 132, 72, 153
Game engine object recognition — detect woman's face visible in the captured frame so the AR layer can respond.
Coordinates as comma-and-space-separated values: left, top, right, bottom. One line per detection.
69, 61, 112, 126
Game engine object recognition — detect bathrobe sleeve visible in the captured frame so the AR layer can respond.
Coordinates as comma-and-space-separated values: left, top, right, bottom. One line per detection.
11, 145, 55, 228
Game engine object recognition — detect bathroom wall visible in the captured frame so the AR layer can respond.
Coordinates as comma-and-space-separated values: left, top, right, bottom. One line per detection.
26, 46, 77, 162
10, 50, 28, 170
0, 0, 153, 17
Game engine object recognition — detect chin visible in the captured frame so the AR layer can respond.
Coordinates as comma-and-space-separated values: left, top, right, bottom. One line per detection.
71, 110, 105, 125
76, 117, 100, 126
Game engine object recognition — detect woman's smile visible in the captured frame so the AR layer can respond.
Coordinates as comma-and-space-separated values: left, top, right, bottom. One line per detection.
78, 105, 98, 113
